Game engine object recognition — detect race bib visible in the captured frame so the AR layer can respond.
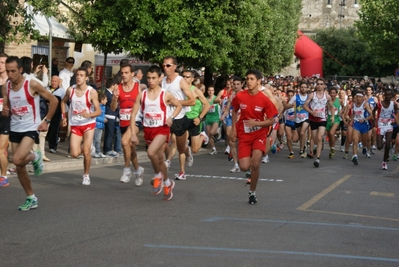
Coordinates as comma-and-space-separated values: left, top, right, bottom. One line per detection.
143, 112, 163, 126
208, 104, 215, 113
120, 108, 132, 121
286, 115, 295, 121
0, 98, 3, 112
243, 120, 261, 133
72, 109, 86, 120
354, 110, 363, 121
378, 118, 391, 127
12, 106, 29, 116
314, 107, 326, 118
329, 107, 338, 116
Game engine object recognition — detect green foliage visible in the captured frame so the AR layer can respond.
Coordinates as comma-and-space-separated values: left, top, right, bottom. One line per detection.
355, 0, 399, 65
69, 0, 301, 76
312, 27, 397, 77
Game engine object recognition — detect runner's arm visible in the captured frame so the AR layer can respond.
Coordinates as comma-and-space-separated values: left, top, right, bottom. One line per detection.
179, 79, 195, 106
86, 89, 102, 118
129, 91, 142, 136
195, 88, 210, 121
165, 92, 182, 127
1, 84, 10, 117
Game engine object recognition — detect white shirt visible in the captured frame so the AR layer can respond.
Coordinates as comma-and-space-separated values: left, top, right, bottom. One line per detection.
59, 68, 74, 90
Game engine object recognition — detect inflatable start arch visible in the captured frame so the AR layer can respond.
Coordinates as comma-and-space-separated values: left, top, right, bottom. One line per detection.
294, 30, 323, 78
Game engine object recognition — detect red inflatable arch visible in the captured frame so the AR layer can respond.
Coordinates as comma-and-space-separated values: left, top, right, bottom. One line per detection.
294, 30, 323, 78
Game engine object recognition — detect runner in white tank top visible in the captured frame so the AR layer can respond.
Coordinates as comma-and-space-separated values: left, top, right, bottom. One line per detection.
2, 56, 57, 211
61, 67, 101, 185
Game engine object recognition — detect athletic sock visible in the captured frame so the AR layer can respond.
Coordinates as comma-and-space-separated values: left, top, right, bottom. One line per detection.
164, 178, 171, 187
341, 136, 346, 146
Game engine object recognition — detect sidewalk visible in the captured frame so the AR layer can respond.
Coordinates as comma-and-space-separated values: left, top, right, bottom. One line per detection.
8, 132, 227, 174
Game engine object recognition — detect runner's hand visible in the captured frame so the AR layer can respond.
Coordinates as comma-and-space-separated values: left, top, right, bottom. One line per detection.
131, 134, 139, 145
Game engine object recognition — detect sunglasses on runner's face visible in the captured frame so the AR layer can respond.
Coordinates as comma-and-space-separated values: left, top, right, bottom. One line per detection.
162, 64, 174, 68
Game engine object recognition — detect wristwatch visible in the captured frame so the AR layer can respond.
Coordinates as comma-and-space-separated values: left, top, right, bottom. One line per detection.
45, 119, 51, 124
170, 116, 175, 121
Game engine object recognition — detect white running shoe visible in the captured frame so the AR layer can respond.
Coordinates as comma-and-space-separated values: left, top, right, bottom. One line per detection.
261, 155, 269, 163
216, 127, 222, 140
186, 146, 194, 167
209, 148, 217, 155
382, 162, 388, 170
82, 174, 91, 186
164, 160, 171, 170
366, 152, 371, 158
120, 168, 131, 183
224, 145, 230, 155
340, 146, 344, 152
200, 131, 209, 145
230, 166, 240, 173
134, 166, 144, 186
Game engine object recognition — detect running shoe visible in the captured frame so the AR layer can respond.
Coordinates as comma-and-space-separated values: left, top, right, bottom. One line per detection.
18, 196, 38, 211
287, 152, 295, 159
0, 176, 9, 187
200, 131, 209, 145
313, 146, 317, 155
186, 146, 194, 167
277, 143, 284, 152
32, 151, 44, 177
152, 175, 163, 195
371, 145, 376, 154
366, 152, 371, 158
300, 151, 307, 158
106, 151, 118, 157
307, 152, 314, 159
362, 147, 367, 155
270, 143, 277, 154
245, 170, 251, 178
164, 160, 171, 170
261, 155, 269, 163
343, 153, 349, 160
175, 172, 186, 181
351, 155, 358, 165
120, 168, 131, 183
340, 146, 344, 152
209, 148, 217, 155
216, 127, 222, 140
248, 192, 257, 205
224, 145, 230, 155
82, 174, 91, 185
227, 154, 233, 162
230, 166, 240, 173
49, 148, 57, 154
328, 148, 335, 159
313, 159, 320, 168
134, 166, 144, 187
163, 179, 175, 201
358, 142, 363, 148
382, 162, 388, 170
392, 154, 397, 161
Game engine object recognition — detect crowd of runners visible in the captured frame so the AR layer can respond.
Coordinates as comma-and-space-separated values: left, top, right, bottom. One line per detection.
1, 53, 398, 210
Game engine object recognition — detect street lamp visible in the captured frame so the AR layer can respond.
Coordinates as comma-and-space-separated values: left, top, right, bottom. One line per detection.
326, 1, 359, 28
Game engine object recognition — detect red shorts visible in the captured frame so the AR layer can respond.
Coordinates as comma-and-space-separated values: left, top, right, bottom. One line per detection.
237, 134, 267, 159
143, 125, 170, 145
70, 123, 96, 137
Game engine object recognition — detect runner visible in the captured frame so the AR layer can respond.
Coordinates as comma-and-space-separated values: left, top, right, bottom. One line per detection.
205, 85, 220, 155
282, 90, 298, 158
161, 56, 195, 180
61, 67, 101, 185
130, 65, 182, 201
374, 89, 397, 170
2, 56, 57, 210
0, 53, 9, 187
303, 78, 335, 167
215, 78, 233, 156
350, 91, 373, 165
110, 63, 145, 185
326, 86, 342, 159
365, 85, 377, 155
231, 69, 278, 204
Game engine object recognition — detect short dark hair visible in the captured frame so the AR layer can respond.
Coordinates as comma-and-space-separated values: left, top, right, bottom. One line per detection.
80, 60, 92, 69
120, 63, 134, 73
231, 75, 242, 82
0, 53, 8, 58
147, 65, 162, 77
120, 58, 129, 67
6, 56, 22, 69
163, 56, 177, 65
106, 77, 116, 88
20, 56, 33, 74
182, 69, 195, 77
245, 69, 263, 80
134, 68, 142, 76
328, 86, 338, 93
76, 67, 88, 76
66, 57, 75, 63
98, 92, 107, 101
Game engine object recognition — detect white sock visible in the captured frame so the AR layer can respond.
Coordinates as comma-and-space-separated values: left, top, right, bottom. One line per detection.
28, 194, 37, 200
164, 178, 171, 187
33, 152, 39, 161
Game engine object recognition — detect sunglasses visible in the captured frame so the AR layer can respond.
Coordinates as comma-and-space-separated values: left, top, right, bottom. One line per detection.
67, 61, 74, 64
183, 75, 191, 78
162, 64, 174, 68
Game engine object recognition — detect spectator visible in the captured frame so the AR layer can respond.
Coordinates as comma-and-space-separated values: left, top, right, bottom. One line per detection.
93, 93, 107, 158
70, 60, 97, 90
51, 57, 59, 76
47, 76, 66, 153
59, 57, 75, 90
104, 76, 122, 156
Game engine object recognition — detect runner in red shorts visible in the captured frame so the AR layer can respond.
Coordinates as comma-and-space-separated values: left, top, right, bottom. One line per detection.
231, 70, 278, 205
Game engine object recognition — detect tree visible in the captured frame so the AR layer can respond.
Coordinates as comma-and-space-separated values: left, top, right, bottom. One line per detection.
312, 27, 397, 77
355, 0, 399, 65
68, 0, 301, 76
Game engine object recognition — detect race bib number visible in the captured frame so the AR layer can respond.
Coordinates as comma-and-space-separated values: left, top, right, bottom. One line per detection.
185, 106, 191, 113
143, 112, 163, 126
314, 107, 325, 118
208, 104, 215, 113
286, 115, 295, 121
243, 120, 261, 133
378, 118, 391, 127
72, 109, 86, 120
0, 98, 3, 112
12, 106, 29, 116
329, 107, 338, 116
120, 108, 132, 121
354, 110, 363, 121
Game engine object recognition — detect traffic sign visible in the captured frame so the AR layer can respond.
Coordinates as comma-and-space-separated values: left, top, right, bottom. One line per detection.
395, 68, 399, 77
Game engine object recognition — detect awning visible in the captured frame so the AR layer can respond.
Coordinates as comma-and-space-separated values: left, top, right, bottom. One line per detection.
95, 53, 151, 66
27, 4, 73, 41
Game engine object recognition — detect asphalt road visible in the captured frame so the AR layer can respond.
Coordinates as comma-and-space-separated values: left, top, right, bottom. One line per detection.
1, 144, 398, 267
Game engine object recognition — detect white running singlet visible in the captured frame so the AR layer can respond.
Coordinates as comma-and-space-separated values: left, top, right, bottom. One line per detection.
141, 88, 167, 128
161, 76, 185, 119
68, 85, 96, 126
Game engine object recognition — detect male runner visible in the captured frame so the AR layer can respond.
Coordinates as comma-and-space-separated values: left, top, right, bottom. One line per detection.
130, 65, 182, 200
2, 56, 57, 210
61, 67, 101, 185
365, 85, 377, 155
231, 70, 278, 204
0, 53, 10, 187
326, 86, 342, 159
111, 63, 145, 185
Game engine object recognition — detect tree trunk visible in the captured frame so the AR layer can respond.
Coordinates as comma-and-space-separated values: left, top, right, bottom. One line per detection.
204, 66, 213, 89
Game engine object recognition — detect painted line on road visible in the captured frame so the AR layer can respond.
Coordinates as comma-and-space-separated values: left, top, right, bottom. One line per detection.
144, 244, 399, 263
370, 191, 395, 198
201, 217, 399, 231
184, 174, 283, 182
297, 174, 351, 211
391, 165, 399, 174
308, 209, 399, 222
